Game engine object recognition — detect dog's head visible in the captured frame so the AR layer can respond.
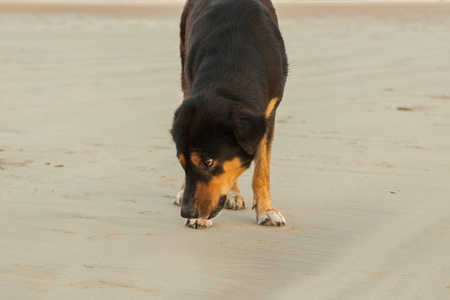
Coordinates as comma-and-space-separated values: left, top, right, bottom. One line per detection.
171, 96, 266, 220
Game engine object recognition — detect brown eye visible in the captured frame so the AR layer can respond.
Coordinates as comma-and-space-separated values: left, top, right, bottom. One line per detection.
202, 158, 213, 168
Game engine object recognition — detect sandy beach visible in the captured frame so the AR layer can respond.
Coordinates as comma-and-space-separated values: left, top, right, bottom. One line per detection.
1, 2, 450, 299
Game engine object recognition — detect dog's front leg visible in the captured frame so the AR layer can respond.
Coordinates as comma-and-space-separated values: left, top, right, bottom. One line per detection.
251, 112, 286, 226
173, 177, 185, 206
225, 180, 246, 210
252, 137, 286, 226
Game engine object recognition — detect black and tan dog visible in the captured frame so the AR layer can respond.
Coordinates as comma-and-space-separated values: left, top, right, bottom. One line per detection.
171, 0, 288, 228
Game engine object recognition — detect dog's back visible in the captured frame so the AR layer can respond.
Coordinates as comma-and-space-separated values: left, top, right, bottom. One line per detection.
180, 0, 288, 110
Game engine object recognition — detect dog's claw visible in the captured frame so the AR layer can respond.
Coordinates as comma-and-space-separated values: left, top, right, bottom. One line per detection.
257, 210, 286, 226
185, 218, 213, 229
259, 217, 269, 225
225, 191, 245, 210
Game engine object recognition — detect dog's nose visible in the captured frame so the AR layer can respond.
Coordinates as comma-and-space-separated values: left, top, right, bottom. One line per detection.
181, 207, 198, 219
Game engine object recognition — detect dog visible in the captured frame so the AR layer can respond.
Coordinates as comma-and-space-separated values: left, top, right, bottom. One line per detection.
171, 0, 288, 228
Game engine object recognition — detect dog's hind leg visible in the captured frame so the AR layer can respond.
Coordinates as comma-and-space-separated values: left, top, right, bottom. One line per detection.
225, 180, 246, 210
251, 98, 286, 226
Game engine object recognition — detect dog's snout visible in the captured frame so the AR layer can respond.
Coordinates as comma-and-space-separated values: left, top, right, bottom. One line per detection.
181, 207, 198, 219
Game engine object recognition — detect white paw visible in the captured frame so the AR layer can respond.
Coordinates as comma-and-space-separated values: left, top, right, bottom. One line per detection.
174, 189, 183, 206
185, 218, 213, 229
257, 210, 286, 226
224, 191, 246, 210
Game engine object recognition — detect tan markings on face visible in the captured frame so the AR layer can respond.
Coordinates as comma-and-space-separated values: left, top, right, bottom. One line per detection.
179, 154, 186, 168
266, 97, 279, 119
194, 157, 248, 217
195, 182, 211, 217
190, 152, 201, 167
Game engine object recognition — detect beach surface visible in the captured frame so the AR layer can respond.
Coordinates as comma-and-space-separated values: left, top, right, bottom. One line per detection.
1, 2, 450, 299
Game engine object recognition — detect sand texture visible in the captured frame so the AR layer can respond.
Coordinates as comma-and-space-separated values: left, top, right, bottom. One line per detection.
1, 2, 450, 299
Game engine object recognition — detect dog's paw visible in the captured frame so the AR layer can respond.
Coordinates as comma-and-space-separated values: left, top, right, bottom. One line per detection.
224, 191, 246, 210
256, 209, 286, 226
185, 218, 213, 229
174, 190, 183, 206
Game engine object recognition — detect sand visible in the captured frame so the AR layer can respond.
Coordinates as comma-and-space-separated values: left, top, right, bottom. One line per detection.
1, 2, 450, 299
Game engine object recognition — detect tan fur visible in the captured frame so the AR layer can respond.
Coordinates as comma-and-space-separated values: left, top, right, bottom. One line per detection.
195, 158, 247, 217
252, 134, 274, 212
230, 180, 241, 194
266, 97, 279, 118
190, 152, 201, 167
195, 182, 212, 217
252, 97, 280, 213
178, 153, 186, 168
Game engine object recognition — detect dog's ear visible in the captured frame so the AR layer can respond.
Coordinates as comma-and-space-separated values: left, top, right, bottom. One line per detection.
231, 107, 266, 155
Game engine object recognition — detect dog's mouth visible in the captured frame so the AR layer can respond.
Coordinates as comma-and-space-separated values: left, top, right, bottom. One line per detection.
205, 195, 227, 220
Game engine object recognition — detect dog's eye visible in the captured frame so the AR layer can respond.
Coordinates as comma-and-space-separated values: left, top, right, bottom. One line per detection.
202, 158, 213, 168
